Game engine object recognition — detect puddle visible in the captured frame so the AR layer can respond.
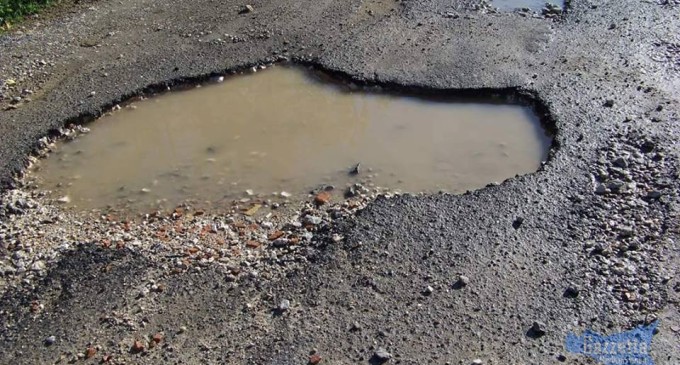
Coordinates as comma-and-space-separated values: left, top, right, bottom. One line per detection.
492, 0, 563, 11
31, 66, 551, 213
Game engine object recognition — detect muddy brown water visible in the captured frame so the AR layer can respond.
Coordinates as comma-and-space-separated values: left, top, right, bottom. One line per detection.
32, 66, 551, 213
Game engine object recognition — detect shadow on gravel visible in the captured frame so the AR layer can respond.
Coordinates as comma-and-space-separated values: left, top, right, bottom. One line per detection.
0, 246, 150, 362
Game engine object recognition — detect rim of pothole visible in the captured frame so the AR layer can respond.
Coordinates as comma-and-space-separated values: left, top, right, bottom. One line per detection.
0, 60, 560, 295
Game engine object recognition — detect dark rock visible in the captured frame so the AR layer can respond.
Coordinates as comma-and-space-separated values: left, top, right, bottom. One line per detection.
349, 163, 361, 175
563, 286, 580, 298
607, 180, 626, 193
453, 275, 470, 289
612, 157, 628, 168
350, 321, 362, 332
527, 321, 547, 338
594, 184, 607, 195
646, 191, 662, 199
512, 217, 524, 229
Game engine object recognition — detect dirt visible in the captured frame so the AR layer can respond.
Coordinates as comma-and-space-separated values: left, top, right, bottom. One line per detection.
0, 0, 679, 364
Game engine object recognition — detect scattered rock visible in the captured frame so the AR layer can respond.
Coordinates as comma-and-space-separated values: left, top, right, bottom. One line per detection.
303, 215, 322, 225
603, 99, 615, 108
239, 4, 254, 14
563, 286, 580, 298
314, 191, 331, 205
542, 3, 563, 17
244, 204, 261, 216
268, 231, 285, 241
528, 321, 547, 338
86, 347, 97, 359
607, 180, 626, 193
350, 321, 362, 332
618, 226, 634, 238
30, 260, 45, 271
612, 157, 628, 168
512, 217, 524, 229
44, 336, 56, 346
623, 291, 638, 302
272, 238, 289, 248
246, 240, 262, 248
152, 333, 164, 343
349, 163, 361, 175
278, 299, 290, 312
453, 275, 470, 289
131, 340, 145, 353
646, 190, 662, 199
309, 354, 322, 364
372, 348, 392, 363
640, 140, 656, 153
422, 285, 434, 296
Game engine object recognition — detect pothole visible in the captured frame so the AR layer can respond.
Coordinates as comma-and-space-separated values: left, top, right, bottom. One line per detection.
27, 66, 552, 215
491, 0, 564, 13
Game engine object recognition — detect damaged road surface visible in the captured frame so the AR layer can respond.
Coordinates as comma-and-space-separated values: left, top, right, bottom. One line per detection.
0, 0, 679, 364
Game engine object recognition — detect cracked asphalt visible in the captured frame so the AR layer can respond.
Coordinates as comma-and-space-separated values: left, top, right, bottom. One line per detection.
0, 0, 679, 364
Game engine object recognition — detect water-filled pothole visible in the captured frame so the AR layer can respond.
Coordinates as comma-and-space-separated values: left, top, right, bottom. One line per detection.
31, 66, 551, 213
491, 0, 564, 12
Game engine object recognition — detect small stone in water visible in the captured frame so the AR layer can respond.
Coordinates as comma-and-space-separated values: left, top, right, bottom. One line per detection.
280, 191, 292, 198
244, 204, 261, 216
349, 162, 361, 175
314, 191, 331, 205
57, 196, 71, 204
